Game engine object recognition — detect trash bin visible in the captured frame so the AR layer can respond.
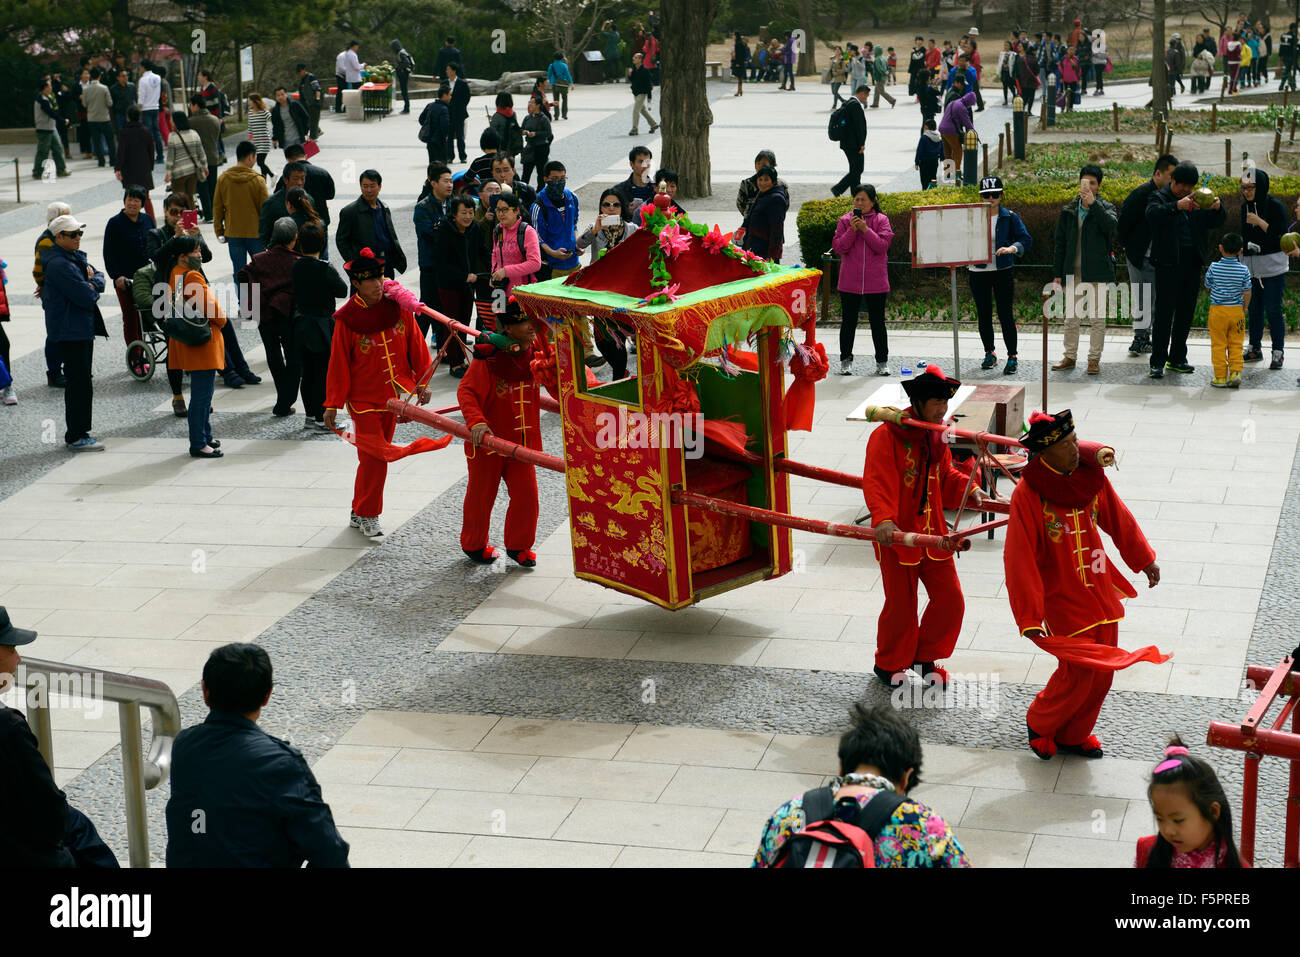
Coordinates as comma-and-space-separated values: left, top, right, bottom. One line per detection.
577, 50, 605, 85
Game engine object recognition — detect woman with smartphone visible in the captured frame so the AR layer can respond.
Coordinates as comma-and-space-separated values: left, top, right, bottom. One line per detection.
831, 183, 893, 376
575, 190, 638, 378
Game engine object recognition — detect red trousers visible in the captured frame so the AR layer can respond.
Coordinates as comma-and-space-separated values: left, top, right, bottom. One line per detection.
875, 548, 964, 671
116, 283, 142, 346
1028, 621, 1118, 746
351, 411, 397, 517
460, 446, 538, 552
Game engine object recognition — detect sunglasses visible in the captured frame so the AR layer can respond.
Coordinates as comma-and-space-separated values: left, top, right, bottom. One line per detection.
600, 201, 621, 209
60, 230, 84, 238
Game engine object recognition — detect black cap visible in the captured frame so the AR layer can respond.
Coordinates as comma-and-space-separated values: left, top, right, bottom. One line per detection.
979, 175, 1004, 195
901, 363, 962, 405
1021, 409, 1075, 457
0, 606, 37, 646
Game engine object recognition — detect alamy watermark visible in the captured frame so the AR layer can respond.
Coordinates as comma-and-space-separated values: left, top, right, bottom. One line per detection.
0, 665, 105, 720
594, 405, 706, 458
1042, 277, 1154, 331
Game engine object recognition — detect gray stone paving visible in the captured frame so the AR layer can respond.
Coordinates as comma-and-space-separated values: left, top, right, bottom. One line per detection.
12, 84, 1297, 867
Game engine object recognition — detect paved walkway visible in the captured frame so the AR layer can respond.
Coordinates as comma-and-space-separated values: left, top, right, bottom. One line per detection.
0, 80, 1293, 867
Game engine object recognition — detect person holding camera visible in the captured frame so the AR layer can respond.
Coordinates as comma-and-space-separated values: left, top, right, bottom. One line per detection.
970, 176, 1031, 375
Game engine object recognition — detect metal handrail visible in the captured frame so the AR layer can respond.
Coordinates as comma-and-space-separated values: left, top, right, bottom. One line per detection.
19, 658, 181, 868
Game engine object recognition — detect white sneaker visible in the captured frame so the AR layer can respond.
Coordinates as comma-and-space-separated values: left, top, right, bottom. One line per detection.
1, 386, 15, 405
876, 362, 890, 376
838, 359, 853, 376
349, 511, 362, 529
359, 516, 384, 537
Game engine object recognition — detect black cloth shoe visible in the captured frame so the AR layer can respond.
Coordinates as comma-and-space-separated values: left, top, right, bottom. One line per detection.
873, 665, 905, 686
506, 548, 537, 567
47, 372, 67, 388
464, 546, 498, 564
189, 447, 223, 458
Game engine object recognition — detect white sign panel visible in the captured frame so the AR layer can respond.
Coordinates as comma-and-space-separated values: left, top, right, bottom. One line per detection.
240, 45, 254, 84
910, 203, 992, 268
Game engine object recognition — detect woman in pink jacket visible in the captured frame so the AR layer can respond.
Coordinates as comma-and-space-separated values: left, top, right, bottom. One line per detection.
832, 183, 893, 376
489, 192, 542, 295
1060, 49, 1080, 106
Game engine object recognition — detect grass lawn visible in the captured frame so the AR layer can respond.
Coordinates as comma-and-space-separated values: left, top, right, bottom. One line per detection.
1052, 103, 1292, 134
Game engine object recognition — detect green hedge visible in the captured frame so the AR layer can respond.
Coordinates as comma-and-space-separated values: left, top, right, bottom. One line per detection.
797, 176, 1300, 270
800, 177, 1300, 331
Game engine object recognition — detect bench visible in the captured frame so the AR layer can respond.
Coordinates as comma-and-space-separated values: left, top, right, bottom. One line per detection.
706, 61, 722, 79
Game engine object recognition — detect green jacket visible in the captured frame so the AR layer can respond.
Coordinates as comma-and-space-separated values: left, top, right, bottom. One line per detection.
872, 53, 889, 80
1052, 195, 1118, 282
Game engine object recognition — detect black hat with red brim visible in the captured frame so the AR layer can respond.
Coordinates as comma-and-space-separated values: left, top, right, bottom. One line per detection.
901, 363, 962, 405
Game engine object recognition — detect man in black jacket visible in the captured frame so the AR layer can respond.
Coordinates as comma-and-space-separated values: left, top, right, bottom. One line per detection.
1144, 161, 1225, 378
296, 63, 323, 138
270, 87, 311, 150
419, 86, 453, 164
260, 161, 309, 246
434, 36, 463, 79
166, 643, 349, 867
611, 145, 655, 221
447, 61, 471, 163
335, 168, 407, 276
390, 39, 416, 113
1116, 153, 1177, 355
831, 85, 869, 197
908, 37, 928, 97
279, 144, 335, 251
0, 608, 74, 867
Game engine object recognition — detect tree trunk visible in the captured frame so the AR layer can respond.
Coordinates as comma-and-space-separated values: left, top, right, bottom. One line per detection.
111, 0, 133, 54
1150, 0, 1169, 114
973, 0, 985, 33
659, 0, 721, 198
930, 0, 941, 21
796, 0, 817, 75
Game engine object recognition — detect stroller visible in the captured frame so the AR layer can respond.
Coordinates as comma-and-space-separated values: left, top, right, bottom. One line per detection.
124, 262, 169, 382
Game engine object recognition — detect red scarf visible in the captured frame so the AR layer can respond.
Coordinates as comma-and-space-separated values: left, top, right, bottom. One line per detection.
335, 294, 402, 334
496, 106, 515, 119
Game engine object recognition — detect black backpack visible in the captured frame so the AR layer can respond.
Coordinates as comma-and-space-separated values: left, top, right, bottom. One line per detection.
828, 104, 847, 142
771, 786, 905, 868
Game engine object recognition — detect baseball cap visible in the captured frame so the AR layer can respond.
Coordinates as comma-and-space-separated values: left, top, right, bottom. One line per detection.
979, 176, 1004, 195
49, 214, 86, 235
0, 606, 37, 646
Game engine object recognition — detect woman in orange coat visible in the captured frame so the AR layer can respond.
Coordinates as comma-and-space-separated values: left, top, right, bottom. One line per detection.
166, 236, 225, 459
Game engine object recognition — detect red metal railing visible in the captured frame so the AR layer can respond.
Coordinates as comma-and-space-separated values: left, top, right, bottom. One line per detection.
1206, 656, 1300, 867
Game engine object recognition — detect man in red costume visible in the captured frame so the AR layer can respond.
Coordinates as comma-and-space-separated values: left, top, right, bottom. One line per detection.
862, 365, 997, 689
457, 299, 545, 567
1005, 409, 1166, 759
323, 248, 435, 538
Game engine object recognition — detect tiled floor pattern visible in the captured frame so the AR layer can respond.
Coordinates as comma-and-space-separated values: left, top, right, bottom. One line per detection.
320, 710, 1148, 867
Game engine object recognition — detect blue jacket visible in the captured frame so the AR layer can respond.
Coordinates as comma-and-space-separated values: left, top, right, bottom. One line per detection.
102, 209, 155, 280
40, 244, 105, 342
983, 206, 1033, 270
547, 60, 573, 86
946, 64, 977, 89
165, 711, 349, 868
914, 131, 944, 165
530, 187, 580, 270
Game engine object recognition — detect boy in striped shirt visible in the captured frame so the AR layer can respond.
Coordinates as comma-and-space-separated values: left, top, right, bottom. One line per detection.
1203, 232, 1252, 388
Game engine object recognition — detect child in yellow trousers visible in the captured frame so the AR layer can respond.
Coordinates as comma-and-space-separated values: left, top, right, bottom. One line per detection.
1203, 232, 1252, 388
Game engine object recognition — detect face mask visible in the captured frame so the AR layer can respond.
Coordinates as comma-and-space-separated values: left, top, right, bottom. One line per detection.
546, 177, 566, 198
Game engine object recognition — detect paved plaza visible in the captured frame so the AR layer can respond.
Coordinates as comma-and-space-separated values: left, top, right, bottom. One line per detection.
0, 76, 1295, 867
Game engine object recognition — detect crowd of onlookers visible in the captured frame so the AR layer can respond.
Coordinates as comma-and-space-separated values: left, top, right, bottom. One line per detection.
0, 615, 1255, 869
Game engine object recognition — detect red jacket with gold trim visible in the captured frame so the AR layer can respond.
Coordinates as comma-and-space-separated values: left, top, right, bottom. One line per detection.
456, 345, 545, 455
325, 294, 432, 415
1004, 464, 1156, 638
861, 416, 971, 564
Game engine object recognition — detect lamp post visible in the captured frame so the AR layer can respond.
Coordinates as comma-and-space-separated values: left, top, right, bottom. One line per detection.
1012, 94, 1026, 159
1046, 72, 1056, 127
962, 128, 979, 187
